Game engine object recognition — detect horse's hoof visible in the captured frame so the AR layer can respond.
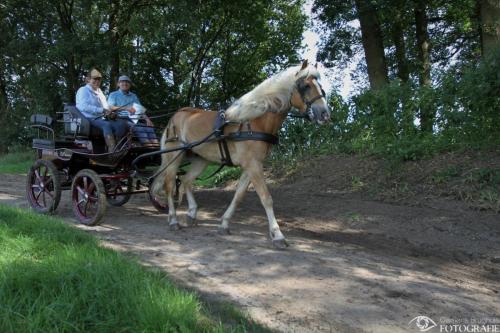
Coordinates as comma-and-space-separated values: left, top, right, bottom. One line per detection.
169, 223, 181, 231
186, 215, 197, 227
217, 226, 230, 235
272, 238, 289, 249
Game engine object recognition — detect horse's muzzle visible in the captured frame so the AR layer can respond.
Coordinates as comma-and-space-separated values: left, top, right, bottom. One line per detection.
309, 104, 330, 125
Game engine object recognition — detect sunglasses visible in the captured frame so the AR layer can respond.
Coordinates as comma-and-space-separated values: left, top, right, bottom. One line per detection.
92, 77, 102, 81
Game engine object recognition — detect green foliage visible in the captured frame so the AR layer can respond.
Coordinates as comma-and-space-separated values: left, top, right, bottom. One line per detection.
0, 204, 269, 332
194, 165, 242, 188
0, 0, 306, 151
270, 50, 499, 165
0, 150, 34, 174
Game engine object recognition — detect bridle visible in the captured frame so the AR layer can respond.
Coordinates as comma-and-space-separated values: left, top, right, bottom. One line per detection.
296, 77, 326, 121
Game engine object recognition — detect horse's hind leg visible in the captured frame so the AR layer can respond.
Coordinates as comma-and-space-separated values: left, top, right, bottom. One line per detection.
219, 171, 250, 234
181, 157, 208, 226
164, 151, 185, 230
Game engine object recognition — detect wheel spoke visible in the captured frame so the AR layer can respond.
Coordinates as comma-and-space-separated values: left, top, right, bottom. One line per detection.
76, 186, 85, 196
42, 191, 46, 207
83, 176, 88, 191
45, 190, 54, 199
34, 190, 43, 201
87, 182, 95, 195
34, 169, 42, 183
43, 177, 53, 188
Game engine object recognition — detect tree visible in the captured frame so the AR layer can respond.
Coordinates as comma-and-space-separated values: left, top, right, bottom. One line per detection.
478, 0, 500, 56
414, 0, 433, 132
354, 0, 389, 90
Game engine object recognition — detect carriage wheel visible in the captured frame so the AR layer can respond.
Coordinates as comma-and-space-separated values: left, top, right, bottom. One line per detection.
71, 169, 107, 225
26, 159, 61, 214
106, 177, 132, 207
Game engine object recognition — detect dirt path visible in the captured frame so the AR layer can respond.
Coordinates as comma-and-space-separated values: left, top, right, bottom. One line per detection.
1, 173, 499, 333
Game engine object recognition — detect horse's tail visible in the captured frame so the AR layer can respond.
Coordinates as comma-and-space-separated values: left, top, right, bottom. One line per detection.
150, 120, 175, 198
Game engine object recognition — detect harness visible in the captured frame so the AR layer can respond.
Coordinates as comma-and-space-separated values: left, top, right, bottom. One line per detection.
213, 110, 279, 167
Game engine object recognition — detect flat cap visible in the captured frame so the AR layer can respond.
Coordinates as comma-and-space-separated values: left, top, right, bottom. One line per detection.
118, 75, 132, 83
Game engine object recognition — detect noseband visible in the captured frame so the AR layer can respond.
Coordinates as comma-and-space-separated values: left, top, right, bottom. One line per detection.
296, 77, 326, 121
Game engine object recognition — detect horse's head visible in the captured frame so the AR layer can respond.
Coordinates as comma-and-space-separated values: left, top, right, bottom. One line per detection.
291, 60, 330, 125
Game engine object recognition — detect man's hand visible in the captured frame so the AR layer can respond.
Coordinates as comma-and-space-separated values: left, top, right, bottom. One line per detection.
104, 109, 117, 120
128, 106, 136, 114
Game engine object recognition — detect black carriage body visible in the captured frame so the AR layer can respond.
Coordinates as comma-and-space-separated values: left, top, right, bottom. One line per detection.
27, 104, 167, 225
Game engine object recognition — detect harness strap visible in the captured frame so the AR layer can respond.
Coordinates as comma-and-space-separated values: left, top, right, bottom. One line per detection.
227, 131, 279, 145
213, 110, 234, 166
217, 138, 234, 166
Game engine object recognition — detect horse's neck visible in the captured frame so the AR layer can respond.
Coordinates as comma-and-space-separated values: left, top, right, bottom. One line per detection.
250, 110, 289, 134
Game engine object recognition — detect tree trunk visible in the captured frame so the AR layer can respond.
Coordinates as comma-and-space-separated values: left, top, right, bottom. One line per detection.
478, 0, 500, 56
391, 16, 409, 82
354, 0, 389, 90
109, 0, 120, 88
415, 0, 433, 133
55, 0, 78, 103
0, 74, 9, 153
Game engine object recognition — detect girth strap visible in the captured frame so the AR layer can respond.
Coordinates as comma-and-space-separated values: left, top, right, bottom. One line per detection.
227, 131, 279, 145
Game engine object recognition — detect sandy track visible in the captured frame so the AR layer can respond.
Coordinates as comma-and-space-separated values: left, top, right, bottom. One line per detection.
1, 174, 499, 332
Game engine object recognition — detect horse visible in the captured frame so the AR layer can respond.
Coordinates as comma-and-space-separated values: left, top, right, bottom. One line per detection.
151, 60, 330, 248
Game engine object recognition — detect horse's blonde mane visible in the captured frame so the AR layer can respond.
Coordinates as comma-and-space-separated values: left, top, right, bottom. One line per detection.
224, 63, 321, 121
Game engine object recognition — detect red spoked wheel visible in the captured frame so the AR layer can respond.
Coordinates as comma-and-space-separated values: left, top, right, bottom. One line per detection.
106, 177, 132, 207
26, 159, 61, 214
71, 169, 107, 225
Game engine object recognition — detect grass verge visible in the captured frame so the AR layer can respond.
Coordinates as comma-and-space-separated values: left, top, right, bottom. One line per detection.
0, 151, 34, 174
0, 204, 271, 333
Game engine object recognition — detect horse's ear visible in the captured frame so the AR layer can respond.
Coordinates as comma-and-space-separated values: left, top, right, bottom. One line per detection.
301, 59, 308, 70
314, 63, 318, 69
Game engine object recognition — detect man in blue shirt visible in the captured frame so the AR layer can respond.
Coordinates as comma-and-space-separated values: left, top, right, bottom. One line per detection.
108, 75, 157, 145
108, 75, 141, 116
76, 69, 129, 152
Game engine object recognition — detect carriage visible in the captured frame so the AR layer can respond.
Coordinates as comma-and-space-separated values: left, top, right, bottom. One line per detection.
26, 104, 169, 225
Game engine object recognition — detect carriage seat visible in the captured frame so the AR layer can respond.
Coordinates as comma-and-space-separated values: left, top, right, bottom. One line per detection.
30, 114, 53, 126
63, 103, 102, 138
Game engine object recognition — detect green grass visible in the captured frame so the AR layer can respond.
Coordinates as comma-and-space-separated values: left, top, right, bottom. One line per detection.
193, 164, 242, 188
0, 151, 34, 174
0, 204, 271, 333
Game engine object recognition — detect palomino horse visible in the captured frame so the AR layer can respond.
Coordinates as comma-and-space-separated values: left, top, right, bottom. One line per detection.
152, 60, 330, 248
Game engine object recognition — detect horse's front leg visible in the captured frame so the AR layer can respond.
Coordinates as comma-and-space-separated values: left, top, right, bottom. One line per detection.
246, 164, 288, 249
219, 171, 250, 234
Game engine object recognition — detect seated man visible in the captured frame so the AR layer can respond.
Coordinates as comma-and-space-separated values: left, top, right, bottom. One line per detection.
108, 75, 158, 145
75, 69, 129, 152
